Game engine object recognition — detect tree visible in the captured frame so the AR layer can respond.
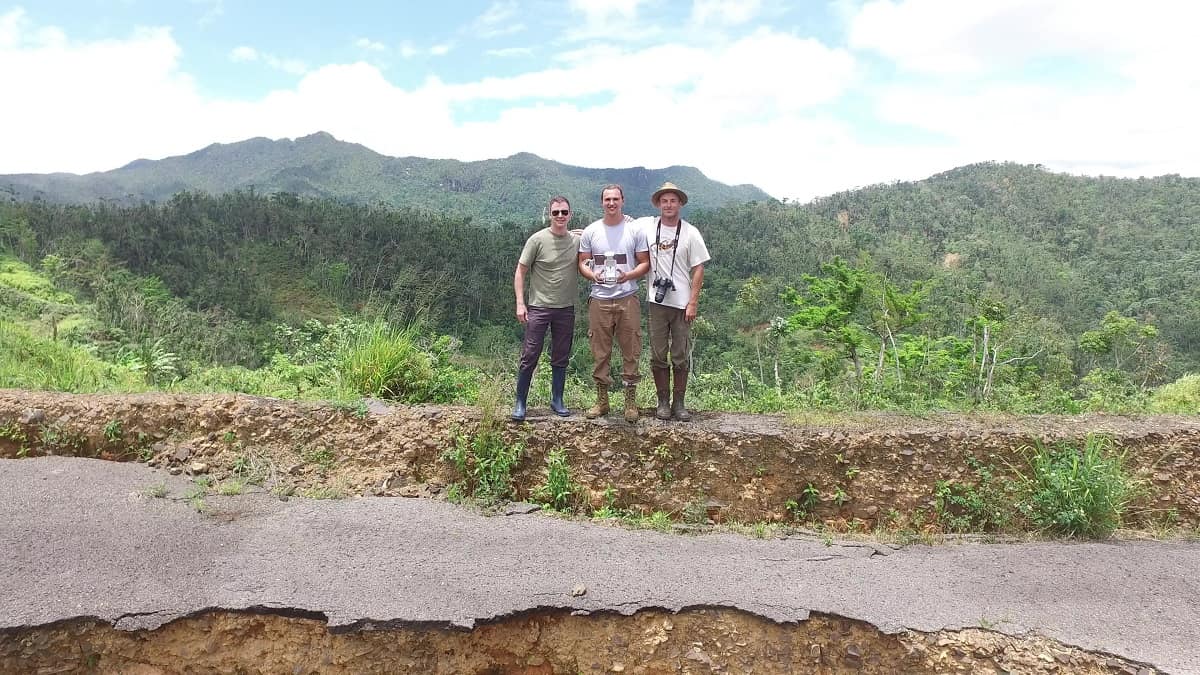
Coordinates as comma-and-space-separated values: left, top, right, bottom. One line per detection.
783, 256, 870, 380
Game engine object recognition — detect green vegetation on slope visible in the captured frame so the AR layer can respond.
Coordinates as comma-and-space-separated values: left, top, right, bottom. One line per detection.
2, 161, 1200, 415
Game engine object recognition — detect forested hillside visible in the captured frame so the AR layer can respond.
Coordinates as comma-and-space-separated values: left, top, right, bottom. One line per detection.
0, 132, 770, 225
2, 161, 1199, 413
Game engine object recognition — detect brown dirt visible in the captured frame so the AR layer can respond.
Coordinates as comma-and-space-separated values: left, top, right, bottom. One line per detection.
1, 389, 1198, 530
0, 607, 1158, 674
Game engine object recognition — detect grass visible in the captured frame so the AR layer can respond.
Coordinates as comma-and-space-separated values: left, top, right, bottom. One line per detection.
142, 482, 169, 498
1016, 435, 1140, 538
532, 447, 578, 511
0, 321, 142, 393
217, 479, 246, 496
336, 320, 434, 400
442, 379, 524, 506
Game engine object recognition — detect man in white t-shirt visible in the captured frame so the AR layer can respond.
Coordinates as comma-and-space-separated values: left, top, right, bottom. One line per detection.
578, 184, 650, 423
638, 182, 710, 421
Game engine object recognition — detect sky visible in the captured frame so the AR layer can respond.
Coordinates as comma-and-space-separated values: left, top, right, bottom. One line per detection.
1, 0, 1198, 202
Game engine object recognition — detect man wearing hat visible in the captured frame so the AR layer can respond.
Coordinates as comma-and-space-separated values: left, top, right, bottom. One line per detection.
639, 182, 710, 421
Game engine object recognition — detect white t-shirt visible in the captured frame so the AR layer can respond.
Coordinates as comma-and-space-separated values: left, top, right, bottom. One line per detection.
579, 219, 649, 300
637, 217, 711, 310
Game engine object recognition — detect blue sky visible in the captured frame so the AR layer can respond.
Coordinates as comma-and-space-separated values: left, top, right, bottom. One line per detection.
1, 1, 1197, 201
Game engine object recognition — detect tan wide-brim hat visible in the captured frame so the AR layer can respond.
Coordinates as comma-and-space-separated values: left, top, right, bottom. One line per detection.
651, 182, 688, 206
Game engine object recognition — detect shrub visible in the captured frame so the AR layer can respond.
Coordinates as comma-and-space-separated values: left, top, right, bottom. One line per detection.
533, 447, 577, 511
1015, 435, 1139, 538
1149, 373, 1200, 413
335, 321, 434, 400
442, 380, 524, 505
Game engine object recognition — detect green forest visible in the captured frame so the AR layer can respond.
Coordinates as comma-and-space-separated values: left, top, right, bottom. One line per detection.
3, 161, 1200, 415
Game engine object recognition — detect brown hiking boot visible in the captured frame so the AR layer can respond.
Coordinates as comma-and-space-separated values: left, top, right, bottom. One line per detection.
671, 368, 692, 422
652, 367, 672, 420
623, 384, 640, 423
585, 384, 609, 419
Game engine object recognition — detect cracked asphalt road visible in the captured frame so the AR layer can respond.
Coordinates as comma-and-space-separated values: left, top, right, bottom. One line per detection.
2, 457, 1198, 674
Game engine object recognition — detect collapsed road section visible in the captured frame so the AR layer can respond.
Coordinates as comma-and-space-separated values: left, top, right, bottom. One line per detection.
1, 457, 1195, 673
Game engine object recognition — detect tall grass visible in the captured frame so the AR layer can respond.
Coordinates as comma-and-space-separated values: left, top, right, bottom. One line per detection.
335, 320, 434, 400
0, 321, 139, 392
1016, 435, 1139, 538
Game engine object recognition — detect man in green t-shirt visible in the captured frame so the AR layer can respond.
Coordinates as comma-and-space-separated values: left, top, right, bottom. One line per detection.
512, 195, 580, 421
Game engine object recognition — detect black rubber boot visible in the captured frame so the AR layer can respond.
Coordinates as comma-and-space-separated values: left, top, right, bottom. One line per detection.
550, 366, 570, 417
511, 367, 535, 421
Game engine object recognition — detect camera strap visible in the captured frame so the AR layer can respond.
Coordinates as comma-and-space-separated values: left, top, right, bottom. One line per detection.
654, 217, 681, 283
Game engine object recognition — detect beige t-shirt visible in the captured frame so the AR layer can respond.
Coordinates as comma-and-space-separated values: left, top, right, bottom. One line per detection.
519, 227, 580, 308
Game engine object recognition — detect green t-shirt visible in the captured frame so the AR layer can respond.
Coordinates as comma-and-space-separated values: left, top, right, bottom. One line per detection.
519, 228, 579, 309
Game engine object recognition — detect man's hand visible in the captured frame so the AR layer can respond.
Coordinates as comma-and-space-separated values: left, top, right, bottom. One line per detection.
516, 304, 528, 323
685, 302, 698, 322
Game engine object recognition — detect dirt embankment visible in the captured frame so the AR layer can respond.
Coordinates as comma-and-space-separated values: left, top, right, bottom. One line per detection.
0, 608, 1159, 675
2, 390, 1198, 528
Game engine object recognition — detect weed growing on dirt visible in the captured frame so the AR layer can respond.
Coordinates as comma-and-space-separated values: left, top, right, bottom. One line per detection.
682, 497, 709, 524
532, 447, 577, 512
217, 479, 245, 496
0, 421, 29, 455
142, 482, 168, 498
185, 477, 210, 512
785, 483, 821, 521
1016, 435, 1140, 538
102, 419, 123, 443
300, 445, 337, 471
442, 379, 524, 506
591, 485, 621, 519
933, 456, 1016, 533
38, 423, 88, 456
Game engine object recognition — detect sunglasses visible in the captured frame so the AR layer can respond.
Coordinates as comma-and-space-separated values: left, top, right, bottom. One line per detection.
551, 209, 570, 216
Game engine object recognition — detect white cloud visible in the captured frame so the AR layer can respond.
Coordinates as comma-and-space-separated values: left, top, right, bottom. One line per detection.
193, 0, 224, 28
227, 44, 306, 74
229, 45, 257, 62
569, 0, 644, 23
486, 46, 533, 58
354, 37, 386, 52
429, 43, 452, 56
3, 4, 1199, 204
472, 1, 524, 38
0, 8, 26, 48
849, 0, 1199, 75
691, 0, 761, 26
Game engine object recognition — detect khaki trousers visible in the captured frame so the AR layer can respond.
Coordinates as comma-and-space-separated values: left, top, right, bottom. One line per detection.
648, 303, 691, 371
588, 294, 642, 386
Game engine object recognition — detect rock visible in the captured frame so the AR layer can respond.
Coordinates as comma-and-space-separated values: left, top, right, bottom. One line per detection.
172, 445, 192, 462
18, 409, 45, 425
504, 502, 542, 515
571, 584, 587, 597
899, 448, 915, 456
1153, 472, 1172, 483
610, 664, 624, 673
168, 467, 182, 476
685, 647, 713, 665
189, 462, 209, 475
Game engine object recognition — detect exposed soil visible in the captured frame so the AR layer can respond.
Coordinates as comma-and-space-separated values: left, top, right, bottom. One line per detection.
2, 390, 1198, 529
0, 607, 1160, 675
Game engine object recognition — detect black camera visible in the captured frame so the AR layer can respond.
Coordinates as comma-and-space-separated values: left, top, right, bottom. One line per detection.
652, 276, 676, 303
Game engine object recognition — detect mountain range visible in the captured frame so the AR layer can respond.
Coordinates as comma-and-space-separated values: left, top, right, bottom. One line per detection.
0, 132, 772, 224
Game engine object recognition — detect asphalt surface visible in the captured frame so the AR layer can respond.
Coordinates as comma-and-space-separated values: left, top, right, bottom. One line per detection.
1, 457, 1198, 674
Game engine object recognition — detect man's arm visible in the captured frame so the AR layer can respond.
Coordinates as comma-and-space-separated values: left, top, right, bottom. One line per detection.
578, 252, 598, 283
514, 263, 529, 323
621, 250, 651, 282
686, 264, 705, 322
